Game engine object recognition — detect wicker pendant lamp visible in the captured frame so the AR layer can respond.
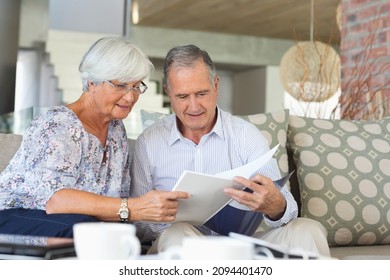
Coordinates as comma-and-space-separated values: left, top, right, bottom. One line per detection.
280, 0, 340, 102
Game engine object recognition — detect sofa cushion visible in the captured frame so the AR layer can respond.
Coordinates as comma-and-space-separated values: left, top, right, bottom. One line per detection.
330, 244, 390, 259
288, 115, 390, 247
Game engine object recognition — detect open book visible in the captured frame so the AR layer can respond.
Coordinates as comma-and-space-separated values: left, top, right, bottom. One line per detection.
171, 144, 292, 235
204, 172, 292, 236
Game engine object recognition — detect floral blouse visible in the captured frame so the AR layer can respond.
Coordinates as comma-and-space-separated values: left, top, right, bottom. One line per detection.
0, 106, 130, 210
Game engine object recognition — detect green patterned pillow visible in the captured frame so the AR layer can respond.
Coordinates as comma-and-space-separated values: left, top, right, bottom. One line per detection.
238, 110, 289, 177
141, 109, 289, 178
288, 115, 390, 247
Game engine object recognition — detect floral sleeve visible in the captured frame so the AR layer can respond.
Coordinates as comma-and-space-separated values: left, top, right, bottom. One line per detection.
1, 108, 84, 209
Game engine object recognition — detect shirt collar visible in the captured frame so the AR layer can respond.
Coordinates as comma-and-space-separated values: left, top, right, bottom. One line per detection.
168, 107, 225, 146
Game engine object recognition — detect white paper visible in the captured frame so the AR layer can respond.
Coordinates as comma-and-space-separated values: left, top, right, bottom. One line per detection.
215, 144, 279, 180
171, 145, 279, 224
172, 171, 243, 225
216, 144, 279, 211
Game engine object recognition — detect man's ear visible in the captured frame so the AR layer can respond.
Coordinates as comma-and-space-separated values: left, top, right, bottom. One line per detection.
163, 85, 169, 96
214, 75, 220, 96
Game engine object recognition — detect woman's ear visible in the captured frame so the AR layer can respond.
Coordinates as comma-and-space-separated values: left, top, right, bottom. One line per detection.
88, 81, 96, 92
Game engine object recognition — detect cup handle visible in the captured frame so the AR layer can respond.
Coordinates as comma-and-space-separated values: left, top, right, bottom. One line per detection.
121, 236, 141, 259
162, 245, 183, 260
254, 247, 275, 260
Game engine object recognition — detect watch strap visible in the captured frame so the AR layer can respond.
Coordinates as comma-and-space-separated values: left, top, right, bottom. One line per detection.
117, 198, 129, 222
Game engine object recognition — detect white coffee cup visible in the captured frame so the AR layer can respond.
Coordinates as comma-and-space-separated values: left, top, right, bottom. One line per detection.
73, 222, 141, 260
163, 236, 255, 260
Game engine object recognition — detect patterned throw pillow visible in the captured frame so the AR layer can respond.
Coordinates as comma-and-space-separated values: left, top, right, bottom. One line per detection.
237, 110, 289, 177
288, 115, 390, 247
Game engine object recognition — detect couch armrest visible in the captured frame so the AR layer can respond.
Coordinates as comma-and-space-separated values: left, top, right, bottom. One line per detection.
0, 133, 23, 173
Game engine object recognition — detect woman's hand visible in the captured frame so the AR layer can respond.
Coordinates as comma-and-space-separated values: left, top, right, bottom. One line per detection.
128, 190, 190, 222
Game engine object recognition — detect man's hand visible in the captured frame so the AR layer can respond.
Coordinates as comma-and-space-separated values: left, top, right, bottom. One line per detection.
223, 174, 286, 220
129, 190, 190, 222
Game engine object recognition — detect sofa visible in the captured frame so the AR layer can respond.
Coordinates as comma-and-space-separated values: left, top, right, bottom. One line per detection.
1, 108, 390, 259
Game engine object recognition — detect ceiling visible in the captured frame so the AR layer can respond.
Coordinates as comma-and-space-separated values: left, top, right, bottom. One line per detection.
135, 0, 341, 44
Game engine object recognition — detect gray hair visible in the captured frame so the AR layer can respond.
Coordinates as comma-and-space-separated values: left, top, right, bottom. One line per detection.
79, 36, 154, 91
163, 45, 217, 93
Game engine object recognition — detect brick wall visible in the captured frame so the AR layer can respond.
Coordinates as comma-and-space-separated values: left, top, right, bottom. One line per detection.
340, 0, 390, 120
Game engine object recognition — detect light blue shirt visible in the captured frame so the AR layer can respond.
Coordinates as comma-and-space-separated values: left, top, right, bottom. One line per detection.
130, 108, 297, 242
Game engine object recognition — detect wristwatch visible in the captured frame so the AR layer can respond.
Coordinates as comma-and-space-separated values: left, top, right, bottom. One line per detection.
117, 198, 129, 222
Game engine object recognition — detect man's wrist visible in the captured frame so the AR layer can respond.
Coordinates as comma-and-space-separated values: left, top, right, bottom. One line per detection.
267, 202, 287, 221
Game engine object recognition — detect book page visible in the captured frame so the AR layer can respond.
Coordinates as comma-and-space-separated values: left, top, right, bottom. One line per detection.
214, 144, 280, 180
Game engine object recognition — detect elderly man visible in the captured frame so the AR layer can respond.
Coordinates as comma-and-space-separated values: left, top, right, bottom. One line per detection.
130, 44, 330, 257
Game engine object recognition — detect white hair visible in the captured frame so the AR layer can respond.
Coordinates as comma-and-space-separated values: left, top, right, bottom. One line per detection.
79, 36, 154, 91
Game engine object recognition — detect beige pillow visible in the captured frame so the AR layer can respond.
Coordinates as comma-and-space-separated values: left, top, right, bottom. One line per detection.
238, 109, 289, 178
288, 115, 390, 247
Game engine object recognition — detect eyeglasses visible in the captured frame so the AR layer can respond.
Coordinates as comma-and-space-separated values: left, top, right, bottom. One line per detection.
104, 80, 148, 95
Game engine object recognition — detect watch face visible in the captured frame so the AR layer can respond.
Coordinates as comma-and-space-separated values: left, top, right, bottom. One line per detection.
119, 210, 128, 219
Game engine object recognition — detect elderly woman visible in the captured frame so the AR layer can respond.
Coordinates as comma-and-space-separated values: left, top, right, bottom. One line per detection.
0, 37, 189, 237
